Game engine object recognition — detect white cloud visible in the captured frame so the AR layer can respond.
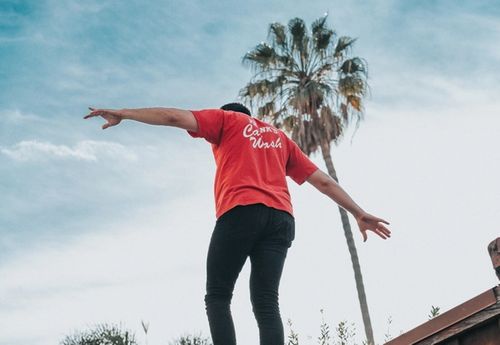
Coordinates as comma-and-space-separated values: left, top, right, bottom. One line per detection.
0, 140, 137, 162
1, 109, 48, 123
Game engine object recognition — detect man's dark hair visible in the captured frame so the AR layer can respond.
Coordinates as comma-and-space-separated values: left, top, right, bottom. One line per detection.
220, 103, 252, 116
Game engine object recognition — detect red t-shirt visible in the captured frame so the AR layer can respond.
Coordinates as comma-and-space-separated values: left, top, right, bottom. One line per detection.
187, 109, 318, 218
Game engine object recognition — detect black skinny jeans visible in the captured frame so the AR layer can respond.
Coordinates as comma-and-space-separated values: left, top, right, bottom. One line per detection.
204, 203, 295, 345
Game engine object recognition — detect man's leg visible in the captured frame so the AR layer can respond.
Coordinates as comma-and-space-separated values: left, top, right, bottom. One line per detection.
249, 209, 294, 345
204, 205, 265, 345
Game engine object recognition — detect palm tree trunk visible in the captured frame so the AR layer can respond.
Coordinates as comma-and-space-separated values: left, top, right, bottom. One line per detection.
320, 140, 375, 345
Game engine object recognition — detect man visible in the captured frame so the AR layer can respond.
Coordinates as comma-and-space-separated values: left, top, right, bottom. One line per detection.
84, 103, 391, 345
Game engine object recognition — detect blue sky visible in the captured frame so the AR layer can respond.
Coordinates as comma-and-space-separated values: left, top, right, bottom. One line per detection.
1, 1, 499, 344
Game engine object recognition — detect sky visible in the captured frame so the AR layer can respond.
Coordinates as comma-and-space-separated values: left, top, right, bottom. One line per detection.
1, 0, 499, 344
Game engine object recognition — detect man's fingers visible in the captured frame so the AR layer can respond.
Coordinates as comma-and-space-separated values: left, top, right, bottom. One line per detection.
377, 223, 391, 235
89, 107, 106, 113
376, 223, 392, 238
91, 109, 107, 116
373, 216, 390, 225
86, 108, 117, 116
84, 108, 105, 119
379, 230, 391, 238
374, 228, 389, 239
381, 228, 392, 236
102, 120, 119, 130
84, 108, 119, 121
361, 230, 367, 242
83, 113, 99, 119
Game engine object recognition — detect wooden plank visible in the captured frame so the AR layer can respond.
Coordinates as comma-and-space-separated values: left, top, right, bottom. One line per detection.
385, 287, 498, 345
416, 304, 499, 344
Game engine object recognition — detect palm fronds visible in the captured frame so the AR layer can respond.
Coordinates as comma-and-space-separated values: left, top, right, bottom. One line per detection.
240, 15, 368, 154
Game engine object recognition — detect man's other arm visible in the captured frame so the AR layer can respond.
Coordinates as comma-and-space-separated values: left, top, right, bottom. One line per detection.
306, 169, 391, 241
307, 169, 364, 218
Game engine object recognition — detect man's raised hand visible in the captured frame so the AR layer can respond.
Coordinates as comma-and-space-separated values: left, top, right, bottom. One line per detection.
84, 107, 124, 130
355, 212, 391, 242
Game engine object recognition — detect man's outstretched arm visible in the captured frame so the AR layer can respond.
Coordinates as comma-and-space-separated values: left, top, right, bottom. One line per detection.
83, 107, 198, 131
306, 169, 391, 242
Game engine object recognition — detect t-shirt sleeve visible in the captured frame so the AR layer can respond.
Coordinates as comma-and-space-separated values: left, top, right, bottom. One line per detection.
286, 138, 319, 185
186, 109, 225, 145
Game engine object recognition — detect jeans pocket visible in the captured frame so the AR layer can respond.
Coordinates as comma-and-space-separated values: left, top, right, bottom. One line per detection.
285, 216, 295, 246
274, 212, 295, 248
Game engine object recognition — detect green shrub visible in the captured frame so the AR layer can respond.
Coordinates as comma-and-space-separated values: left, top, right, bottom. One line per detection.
168, 332, 212, 345
60, 323, 137, 345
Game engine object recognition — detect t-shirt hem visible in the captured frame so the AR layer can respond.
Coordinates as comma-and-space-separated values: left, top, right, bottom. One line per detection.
216, 200, 294, 219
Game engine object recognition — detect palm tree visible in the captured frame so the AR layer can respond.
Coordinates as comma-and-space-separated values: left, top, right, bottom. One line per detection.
240, 15, 375, 345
